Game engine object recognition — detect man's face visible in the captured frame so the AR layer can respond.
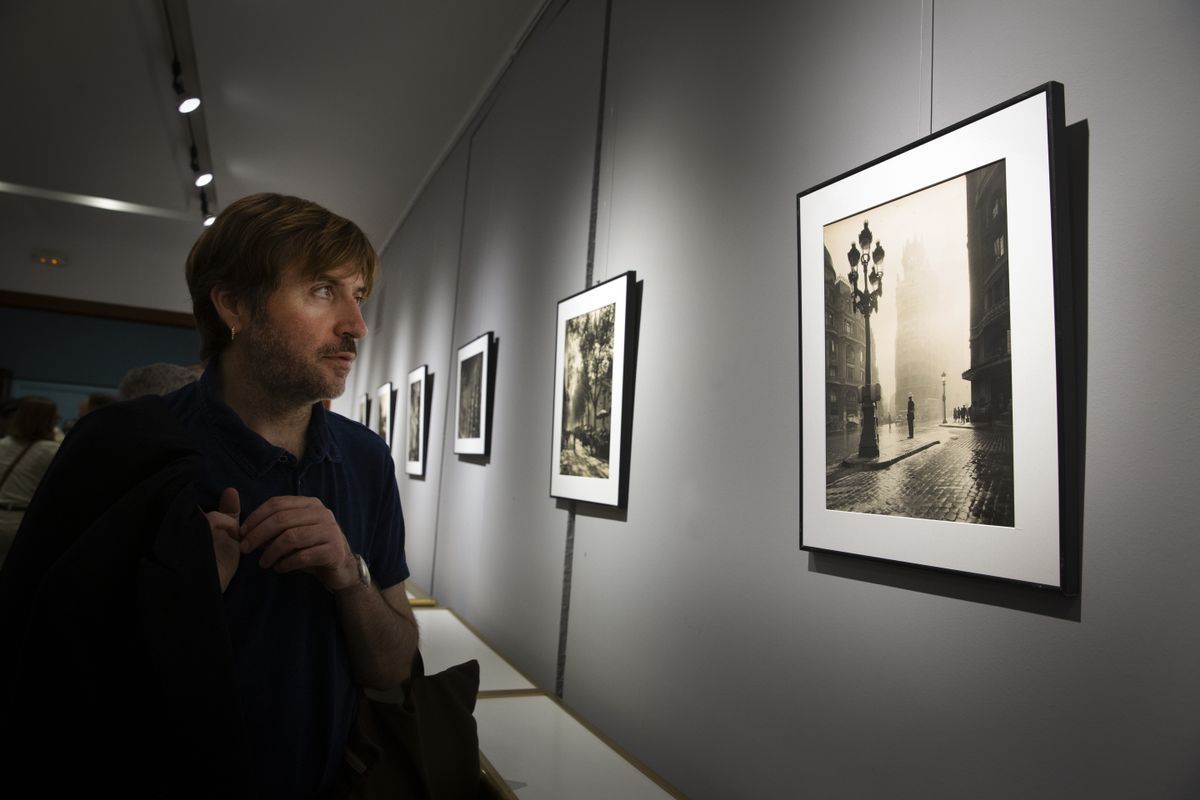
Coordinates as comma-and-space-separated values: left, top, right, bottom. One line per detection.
241, 262, 368, 406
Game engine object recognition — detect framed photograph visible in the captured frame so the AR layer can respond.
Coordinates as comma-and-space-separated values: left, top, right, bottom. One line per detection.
796, 83, 1078, 592
550, 271, 638, 507
405, 365, 428, 477
454, 332, 493, 456
374, 381, 395, 449
357, 392, 371, 427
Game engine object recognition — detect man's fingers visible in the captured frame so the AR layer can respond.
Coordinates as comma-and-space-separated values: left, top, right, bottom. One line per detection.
218, 487, 240, 519
241, 503, 338, 554
240, 495, 317, 537
205, 510, 240, 538
259, 526, 328, 569
270, 541, 343, 574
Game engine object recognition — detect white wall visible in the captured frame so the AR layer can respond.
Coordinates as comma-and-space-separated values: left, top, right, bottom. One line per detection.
430, 0, 608, 692
373, 0, 1200, 797
336, 141, 474, 591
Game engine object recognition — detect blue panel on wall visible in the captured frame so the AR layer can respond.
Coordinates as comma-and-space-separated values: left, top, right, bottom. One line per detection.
0, 306, 200, 389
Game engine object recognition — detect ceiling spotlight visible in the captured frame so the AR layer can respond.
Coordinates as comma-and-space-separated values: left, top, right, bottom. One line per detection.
172, 59, 201, 113
199, 188, 215, 226
194, 172, 213, 187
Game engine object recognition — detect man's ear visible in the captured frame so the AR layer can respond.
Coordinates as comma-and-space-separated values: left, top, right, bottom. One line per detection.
210, 285, 247, 333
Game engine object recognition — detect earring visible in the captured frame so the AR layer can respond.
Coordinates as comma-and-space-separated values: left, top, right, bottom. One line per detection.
230, 325, 236, 342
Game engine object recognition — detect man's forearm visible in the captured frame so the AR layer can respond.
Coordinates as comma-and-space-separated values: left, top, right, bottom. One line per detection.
334, 583, 419, 690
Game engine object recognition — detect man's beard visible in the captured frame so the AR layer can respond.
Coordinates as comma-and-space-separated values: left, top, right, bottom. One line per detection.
241, 321, 357, 407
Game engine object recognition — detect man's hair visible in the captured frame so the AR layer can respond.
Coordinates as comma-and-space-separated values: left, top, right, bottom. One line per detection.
10, 396, 58, 442
186, 193, 379, 362
118, 362, 199, 399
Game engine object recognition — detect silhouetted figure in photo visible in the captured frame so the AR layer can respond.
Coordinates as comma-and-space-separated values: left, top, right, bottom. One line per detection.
907, 393, 915, 439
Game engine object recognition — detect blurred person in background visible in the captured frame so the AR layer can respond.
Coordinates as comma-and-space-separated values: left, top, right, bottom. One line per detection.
0, 397, 59, 567
62, 391, 118, 437
78, 392, 116, 418
0, 399, 17, 438
118, 362, 199, 400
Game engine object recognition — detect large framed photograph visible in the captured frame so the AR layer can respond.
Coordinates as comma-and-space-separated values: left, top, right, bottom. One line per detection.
405, 365, 428, 477
797, 83, 1078, 592
454, 332, 493, 456
374, 381, 395, 449
550, 271, 638, 507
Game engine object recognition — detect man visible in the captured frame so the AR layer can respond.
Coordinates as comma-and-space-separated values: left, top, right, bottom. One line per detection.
0, 193, 418, 797
907, 393, 916, 439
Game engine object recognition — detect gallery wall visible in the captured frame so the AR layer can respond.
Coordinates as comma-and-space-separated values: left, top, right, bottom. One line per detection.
344, 140, 473, 592
342, 0, 1200, 797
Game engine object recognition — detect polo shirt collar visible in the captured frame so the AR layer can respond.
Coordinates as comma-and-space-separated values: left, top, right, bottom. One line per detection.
198, 364, 343, 477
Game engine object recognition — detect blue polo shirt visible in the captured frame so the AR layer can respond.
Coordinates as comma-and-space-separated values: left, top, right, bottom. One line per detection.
165, 368, 408, 797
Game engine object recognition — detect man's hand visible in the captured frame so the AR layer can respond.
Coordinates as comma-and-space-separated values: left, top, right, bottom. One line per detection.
239, 496, 359, 592
206, 487, 241, 593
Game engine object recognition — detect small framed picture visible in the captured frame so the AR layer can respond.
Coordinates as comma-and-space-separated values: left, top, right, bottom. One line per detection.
796, 82, 1079, 592
550, 271, 638, 507
357, 392, 371, 427
454, 332, 493, 456
375, 381, 395, 449
406, 365, 428, 477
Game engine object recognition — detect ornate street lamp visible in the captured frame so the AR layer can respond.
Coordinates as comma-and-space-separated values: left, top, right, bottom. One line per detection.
847, 221, 884, 458
941, 371, 947, 424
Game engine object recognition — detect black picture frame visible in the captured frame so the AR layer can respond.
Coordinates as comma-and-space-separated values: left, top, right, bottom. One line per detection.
454, 332, 494, 456
357, 392, 371, 427
550, 271, 639, 508
405, 364, 428, 477
374, 381, 395, 449
796, 82, 1079, 594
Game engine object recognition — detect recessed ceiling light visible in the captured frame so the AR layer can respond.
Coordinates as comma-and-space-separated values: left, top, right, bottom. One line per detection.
178, 96, 201, 114
32, 250, 67, 267
194, 172, 213, 187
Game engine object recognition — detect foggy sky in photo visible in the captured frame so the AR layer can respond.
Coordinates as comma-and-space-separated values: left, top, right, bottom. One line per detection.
823, 175, 974, 414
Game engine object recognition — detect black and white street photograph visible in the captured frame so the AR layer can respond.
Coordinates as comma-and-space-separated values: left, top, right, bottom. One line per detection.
822, 162, 1014, 527
551, 272, 636, 507
408, 379, 421, 462
357, 393, 370, 427
375, 381, 394, 448
405, 365, 428, 475
458, 352, 482, 439
799, 84, 1074, 588
454, 332, 492, 455
559, 303, 615, 479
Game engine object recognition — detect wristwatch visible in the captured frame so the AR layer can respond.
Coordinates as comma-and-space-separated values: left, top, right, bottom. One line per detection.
351, 553, 371, 589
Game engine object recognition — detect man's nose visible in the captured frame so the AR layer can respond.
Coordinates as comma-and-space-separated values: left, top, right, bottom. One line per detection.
339, 299, 368, 340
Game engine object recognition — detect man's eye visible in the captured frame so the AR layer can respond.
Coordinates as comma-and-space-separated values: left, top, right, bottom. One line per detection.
314, 286, 333, 298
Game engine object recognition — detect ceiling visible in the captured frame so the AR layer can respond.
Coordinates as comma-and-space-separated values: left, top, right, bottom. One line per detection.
0, 0, 547, 314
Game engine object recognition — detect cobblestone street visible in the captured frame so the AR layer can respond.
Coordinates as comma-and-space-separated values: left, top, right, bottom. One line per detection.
826, 424, 1014, 527
559, 442, 609, 478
